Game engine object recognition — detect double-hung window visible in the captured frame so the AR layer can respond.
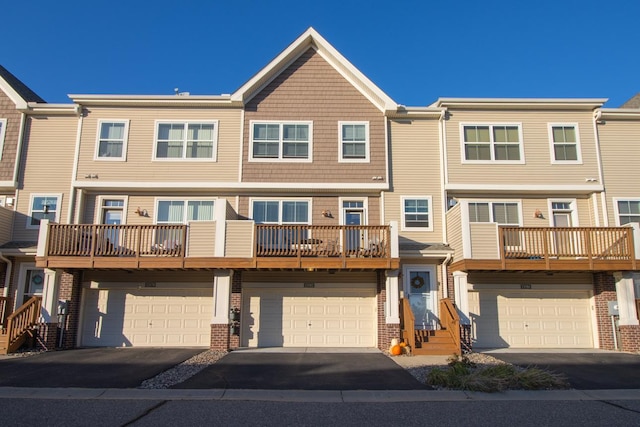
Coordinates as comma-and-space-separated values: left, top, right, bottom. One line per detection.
155, 121, 217, 160
402, 197, 433, 231
250, 121, 312, 161
156, 199, 215, 224
469, 201, 521, 246
462, 124, 523, 163
252, 199, 310, 249
96, 120, 129, 160
28, 194, 61, 229
0, 118, 6, 161
616, 200, 640, 225
339, 122, 369, 162
549, 124, 581, 163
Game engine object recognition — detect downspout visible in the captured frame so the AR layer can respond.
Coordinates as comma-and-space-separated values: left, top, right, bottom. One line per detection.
593, 109, 608, 226
67, 108, 84, 224
11, 112, 27, 185
438, 109, 448, 244
0, 253, 12, 298
441, 252, 452, 299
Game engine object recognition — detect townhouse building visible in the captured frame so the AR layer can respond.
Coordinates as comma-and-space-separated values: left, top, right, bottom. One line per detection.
1, 28, 639, 355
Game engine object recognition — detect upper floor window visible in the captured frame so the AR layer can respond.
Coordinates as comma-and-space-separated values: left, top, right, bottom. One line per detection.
155, 121, 217, 160
0, 119, 6, 161
616, 200, 640, 225
402, 197, 433, 231
252, 200, 310, 224
461, 124, 523, 163
469, 201, 520, 225
549, 124, 581, 163
96, 120, 129, 160
250, 121, 312, 161
339, 122, 369, 162
156, 199, 215, 224
28, 194, 61, 229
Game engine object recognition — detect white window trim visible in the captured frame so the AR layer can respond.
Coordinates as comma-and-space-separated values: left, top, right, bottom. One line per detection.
27, 193, 63, 229
14, 263, 43, 311
153, 197, 217, 224
94, 119, 130, 161
96, 195, 129, 224
249, 197, 312, 224
0, 118, 7, 161
466, 199, 523, 225
338, 197, 369, 226
547, 198, 579, 227
401, 196, 434, 232
338, 121, 370, 163
548, 123, 583, 164
459, 122, 525, 164
248, 120, 313, 163
153, 120, 219, 162
613, 197, 640, 226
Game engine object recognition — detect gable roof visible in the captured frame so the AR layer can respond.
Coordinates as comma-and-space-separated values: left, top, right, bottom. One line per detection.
231, 27, 397, 113
0, 64, 45, 108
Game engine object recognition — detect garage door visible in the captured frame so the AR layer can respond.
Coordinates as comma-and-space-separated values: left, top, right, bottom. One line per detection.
82, 287, 212, 347
469, 290, 593, 348
241, 286, 376, 347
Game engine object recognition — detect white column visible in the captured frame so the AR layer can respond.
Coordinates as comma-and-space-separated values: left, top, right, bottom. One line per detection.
211, 270, 232, 324
453, 271, 470, 325
630, 223, 640, 260
388, 221, 399, 258
614, 272, 639, 326
385, 270, 400, 324
41, 268, 59, 323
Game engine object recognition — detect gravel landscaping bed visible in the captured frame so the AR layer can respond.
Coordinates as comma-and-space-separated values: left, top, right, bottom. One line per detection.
138, 350, 227, 389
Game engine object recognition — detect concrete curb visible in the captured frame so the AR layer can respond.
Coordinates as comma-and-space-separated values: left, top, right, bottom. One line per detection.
1, 387, 639, 402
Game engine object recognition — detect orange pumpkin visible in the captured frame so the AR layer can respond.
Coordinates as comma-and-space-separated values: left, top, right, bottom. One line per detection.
390, 344, 402, 356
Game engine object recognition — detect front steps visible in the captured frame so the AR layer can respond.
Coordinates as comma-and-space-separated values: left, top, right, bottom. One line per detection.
411, 329, 460, 356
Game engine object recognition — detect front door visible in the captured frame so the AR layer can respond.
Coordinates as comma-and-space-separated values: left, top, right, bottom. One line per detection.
551, 201, 575, 255
343, 200, 365, 254
100, 199, 124, 251
405, 266, 436, 329
22, 268, 45, 305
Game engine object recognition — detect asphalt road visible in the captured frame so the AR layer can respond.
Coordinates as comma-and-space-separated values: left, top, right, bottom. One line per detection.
1, 398, 639, 427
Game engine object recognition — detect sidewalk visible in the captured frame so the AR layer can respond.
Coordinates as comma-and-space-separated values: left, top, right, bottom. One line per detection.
1, 386, 640, 402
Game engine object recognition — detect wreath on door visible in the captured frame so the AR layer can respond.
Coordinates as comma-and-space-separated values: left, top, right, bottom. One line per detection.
410, 276, 425, 289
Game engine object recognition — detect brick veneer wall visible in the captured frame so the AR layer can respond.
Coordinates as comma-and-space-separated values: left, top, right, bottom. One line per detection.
377, 271, 399, 351
38, 322, 58, 350
446, 269, 454, 303
593, 272, 617, 350
619, 325, 640, 353
57, 270, 82, 349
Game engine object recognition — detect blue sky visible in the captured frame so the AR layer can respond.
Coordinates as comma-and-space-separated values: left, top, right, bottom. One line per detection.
3, 0, 639, 107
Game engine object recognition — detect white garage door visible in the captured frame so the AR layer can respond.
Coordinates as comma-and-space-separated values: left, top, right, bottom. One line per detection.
469, 290, 593, 349
241, 286, 376, 347
82, 287, 212, 347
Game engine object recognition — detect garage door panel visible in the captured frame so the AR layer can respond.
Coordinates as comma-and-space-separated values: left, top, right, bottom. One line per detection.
470, 290, 593, 349
242, 286, 376, 348
82, 287, 212, 347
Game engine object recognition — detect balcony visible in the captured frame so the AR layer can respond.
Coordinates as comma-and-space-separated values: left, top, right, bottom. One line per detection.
449, 224, 638, 272
36, 222, 398, 270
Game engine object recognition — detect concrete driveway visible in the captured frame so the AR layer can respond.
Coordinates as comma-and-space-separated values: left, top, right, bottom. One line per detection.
174, 348, 430, 390
0, 348, 203, 388
485, 350, 640, 390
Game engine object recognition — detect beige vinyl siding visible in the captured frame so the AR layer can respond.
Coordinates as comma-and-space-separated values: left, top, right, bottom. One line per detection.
446, 110, 600, 186
187, 222, 216, 256
84, 270, 214, 283
469, 223, 500, 259
225, 221, 254, 257
224, 199, 238, 220
468, 271, 593, 286
13, 115, 77, 241
0, 206, 13, 244
241, 270, 376, 283
387, 118, 443, 243
76, 107, 241, 183
597, 120, 640, 226
445, 204, 463, 262
0, 91, 23, 181
242, 49, 387, 183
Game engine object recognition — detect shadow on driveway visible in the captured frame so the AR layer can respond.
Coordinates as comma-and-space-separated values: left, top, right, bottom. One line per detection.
173, 351, 430, 390
486, 351, 640, 389
0, 348, 203, 388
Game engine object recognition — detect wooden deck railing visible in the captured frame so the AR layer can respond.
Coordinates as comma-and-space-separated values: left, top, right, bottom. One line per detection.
255, 224, 390, 258
3, 296, 42, 354
399, 297, 416, 351
47, 224, 187, 258
499, 226, 634, 261
439, 298, 461, 356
